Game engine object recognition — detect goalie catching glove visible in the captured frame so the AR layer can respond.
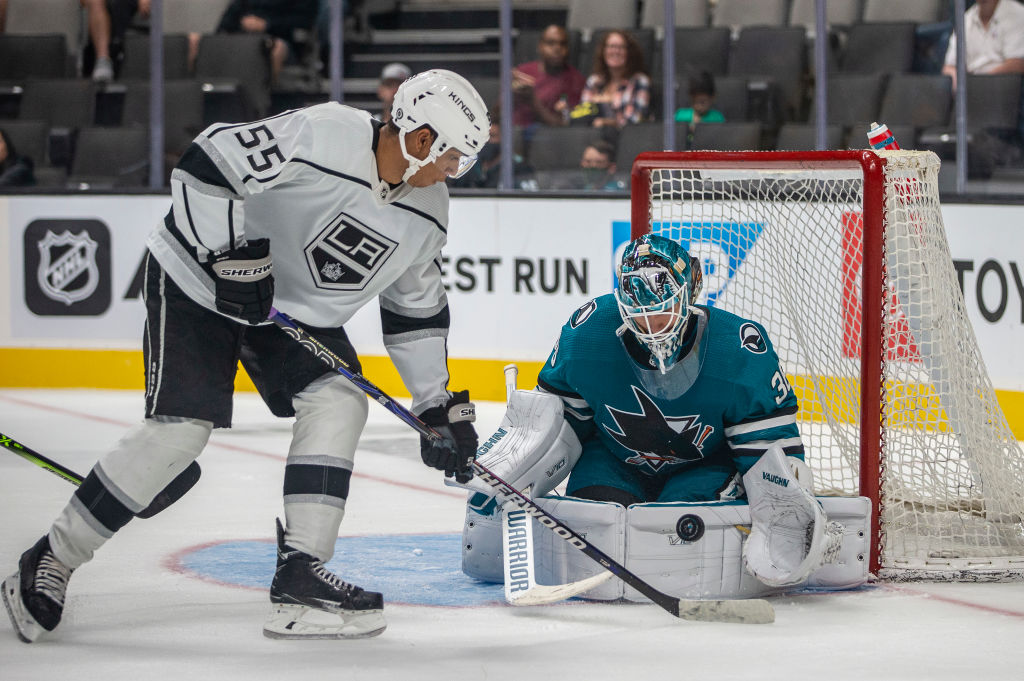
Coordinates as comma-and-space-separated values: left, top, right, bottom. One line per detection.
418, 390, 478, 483
204, 238, 274, 324
741, 445, 843, 587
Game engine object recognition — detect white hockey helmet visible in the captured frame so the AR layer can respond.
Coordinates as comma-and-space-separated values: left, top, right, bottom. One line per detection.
390, 69, 490, 182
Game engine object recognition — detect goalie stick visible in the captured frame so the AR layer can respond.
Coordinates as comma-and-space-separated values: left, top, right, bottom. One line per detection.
499, 363, 613, 606
268, 309, 775, 624
0, 430, 200, 519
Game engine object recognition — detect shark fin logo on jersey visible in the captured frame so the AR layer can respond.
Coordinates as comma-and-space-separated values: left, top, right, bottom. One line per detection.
739, 323, 767, 354
603, 386, 714, 472
569, 299, 597, 328
305, 212, 398, 290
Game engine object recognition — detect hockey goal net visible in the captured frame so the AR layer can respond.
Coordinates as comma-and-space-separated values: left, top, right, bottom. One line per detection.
631, 150, 1024, 580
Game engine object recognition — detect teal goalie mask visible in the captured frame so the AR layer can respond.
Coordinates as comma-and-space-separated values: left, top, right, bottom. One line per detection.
615, 234, 703, 373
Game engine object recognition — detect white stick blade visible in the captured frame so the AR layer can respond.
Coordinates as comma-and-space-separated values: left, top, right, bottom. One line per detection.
677, 598, 775, 624
507, 572, 613, 606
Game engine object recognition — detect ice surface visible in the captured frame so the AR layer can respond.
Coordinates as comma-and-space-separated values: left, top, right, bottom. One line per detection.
2, 389, 1022, 681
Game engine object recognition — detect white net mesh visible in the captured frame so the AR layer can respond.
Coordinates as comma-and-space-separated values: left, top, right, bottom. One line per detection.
642, 150, 1024, 579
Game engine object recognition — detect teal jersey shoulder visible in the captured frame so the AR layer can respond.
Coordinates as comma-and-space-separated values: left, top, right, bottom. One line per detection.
538, 296, 803, 477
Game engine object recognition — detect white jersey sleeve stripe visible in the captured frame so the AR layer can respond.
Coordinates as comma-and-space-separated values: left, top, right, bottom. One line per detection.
564, 406, 593, 421
728, 437, 805, 452
724, 412, 798, 437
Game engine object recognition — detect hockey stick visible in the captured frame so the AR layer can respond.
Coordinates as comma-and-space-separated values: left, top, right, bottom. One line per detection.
0, 430, 201, 519
268, 309, 775, 624
498, 364, 613, 606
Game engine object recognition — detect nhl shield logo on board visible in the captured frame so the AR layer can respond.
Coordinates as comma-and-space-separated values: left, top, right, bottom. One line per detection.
23, 219, 112, 316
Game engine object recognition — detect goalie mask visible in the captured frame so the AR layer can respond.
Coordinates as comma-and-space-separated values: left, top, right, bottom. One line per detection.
616, 234, 703, 373
390, 69, 490, 183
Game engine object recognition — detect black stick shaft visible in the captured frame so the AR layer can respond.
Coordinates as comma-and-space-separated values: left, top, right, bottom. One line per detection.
0, 431, 85, 485
1, 430, 200, 519
268, 308, 443, 441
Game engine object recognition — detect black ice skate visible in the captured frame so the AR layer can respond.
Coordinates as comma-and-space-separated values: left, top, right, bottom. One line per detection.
3, 535, 74, 643
263, 519, 385, 639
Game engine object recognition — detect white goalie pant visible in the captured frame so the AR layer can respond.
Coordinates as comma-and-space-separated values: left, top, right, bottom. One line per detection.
462, 495, 870, 601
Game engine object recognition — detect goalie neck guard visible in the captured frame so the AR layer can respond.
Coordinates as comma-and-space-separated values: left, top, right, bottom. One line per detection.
615, 234, 703, 373
390, 69, 490, 183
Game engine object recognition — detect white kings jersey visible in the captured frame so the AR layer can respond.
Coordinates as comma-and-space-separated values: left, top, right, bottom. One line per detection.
146, 103, 454, 412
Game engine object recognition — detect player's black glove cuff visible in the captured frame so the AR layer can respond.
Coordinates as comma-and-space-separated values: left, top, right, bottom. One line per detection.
205, 238, 274, 325
418, 390, 478, 484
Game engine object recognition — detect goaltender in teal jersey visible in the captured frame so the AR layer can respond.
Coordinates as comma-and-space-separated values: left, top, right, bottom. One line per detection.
536, 234, 804, 506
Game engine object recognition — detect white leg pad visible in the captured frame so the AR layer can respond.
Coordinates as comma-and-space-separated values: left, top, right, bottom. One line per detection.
624, 502, 784, 601
462, 503, 505, 583
533, 497, 627, 600
809, 496, 871, 589
461, 495, 870, 599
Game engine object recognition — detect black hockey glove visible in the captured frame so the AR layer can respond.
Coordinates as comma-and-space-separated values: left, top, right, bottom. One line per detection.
205, 238, 274, 324
418, 390, 478, 484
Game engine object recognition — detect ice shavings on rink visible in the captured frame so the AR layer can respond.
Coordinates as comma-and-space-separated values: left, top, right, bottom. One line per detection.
172, 533, 505, 607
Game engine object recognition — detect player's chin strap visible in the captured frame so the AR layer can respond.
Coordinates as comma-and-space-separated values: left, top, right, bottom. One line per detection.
741, 445, 844, 587
398, 133, 437, 183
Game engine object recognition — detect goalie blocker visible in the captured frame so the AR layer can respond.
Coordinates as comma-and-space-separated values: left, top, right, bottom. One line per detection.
458, 388, 869, 600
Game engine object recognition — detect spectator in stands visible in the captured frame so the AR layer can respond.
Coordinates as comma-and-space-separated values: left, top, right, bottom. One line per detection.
675, 71, 725, 125
942, 0, 1024, 88
578, 30, 651, 132
376, 62, 412, 124
0, 128, 36, 187
0, 0, 7, 33
511, 24, 586, 130
217, 0, 320, 81
80, 1, 151, 82
578, 139, 623, 191
81, 1, 124, 82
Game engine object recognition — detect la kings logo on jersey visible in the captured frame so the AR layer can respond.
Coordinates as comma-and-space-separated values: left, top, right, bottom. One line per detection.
304, 212, 397, 290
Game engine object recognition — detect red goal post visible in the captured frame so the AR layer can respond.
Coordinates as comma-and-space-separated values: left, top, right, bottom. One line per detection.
630, 150, 1024, 580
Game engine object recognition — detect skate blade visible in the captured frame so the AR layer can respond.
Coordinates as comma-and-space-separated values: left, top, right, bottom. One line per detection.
3, 573, 44, 643
262, 603, 387, 640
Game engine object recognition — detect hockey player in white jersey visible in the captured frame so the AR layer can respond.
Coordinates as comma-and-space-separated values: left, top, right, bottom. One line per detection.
3, 70, 489, 641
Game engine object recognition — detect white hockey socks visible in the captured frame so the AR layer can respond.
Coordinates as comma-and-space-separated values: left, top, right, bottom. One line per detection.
283, 374, 367, 561
50, 417, 211, 569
